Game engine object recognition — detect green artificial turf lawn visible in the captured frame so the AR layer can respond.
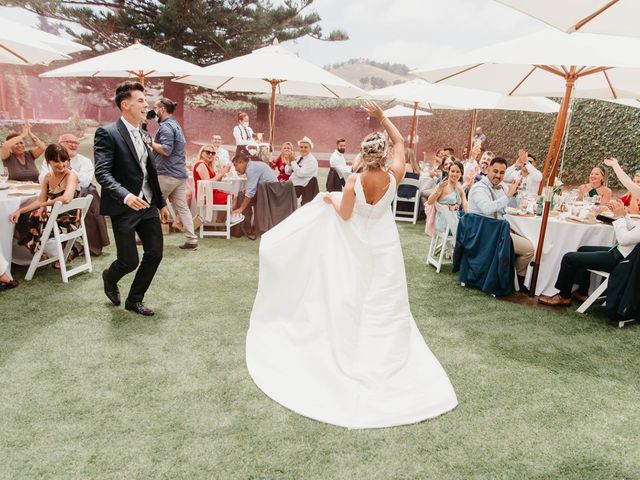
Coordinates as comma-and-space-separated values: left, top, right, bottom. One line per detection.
2, 196, 640, 479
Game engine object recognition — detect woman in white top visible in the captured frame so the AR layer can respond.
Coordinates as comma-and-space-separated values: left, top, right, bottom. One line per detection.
232, 111, 254, 155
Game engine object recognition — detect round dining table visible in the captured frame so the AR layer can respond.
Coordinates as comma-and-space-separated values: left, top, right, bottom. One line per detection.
506, 214, 617, 297
0, 185, 41, 278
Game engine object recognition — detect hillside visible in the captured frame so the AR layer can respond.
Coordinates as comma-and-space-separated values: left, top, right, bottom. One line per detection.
327, 60, 413, 89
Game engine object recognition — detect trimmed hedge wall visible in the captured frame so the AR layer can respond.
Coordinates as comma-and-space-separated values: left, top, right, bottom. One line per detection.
416, 99, 640, 187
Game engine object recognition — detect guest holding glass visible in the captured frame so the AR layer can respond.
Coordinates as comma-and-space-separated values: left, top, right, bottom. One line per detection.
9, 144, 79, 254
1, 124, 45, 182
233, 112, 254, 155
577, 166, 612, 204
270, 142, 294, 182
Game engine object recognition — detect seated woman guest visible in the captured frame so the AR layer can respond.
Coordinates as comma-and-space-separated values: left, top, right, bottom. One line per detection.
1, 124, 45, 182
269, 142, 294, 182
577, 166, 612, 204
427, 159, 468, 232
618, 171, 640, 214
0, 252, 18, 291
232, 111, 255, 155
9, 144, 79, 254
193, 144, 234, 207
397, 149, 421, 198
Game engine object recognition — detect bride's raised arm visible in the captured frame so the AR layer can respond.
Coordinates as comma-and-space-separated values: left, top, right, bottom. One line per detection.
362, 101, 405, 186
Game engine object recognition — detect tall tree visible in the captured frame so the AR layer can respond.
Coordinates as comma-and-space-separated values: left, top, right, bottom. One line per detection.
3, 0, 348, 122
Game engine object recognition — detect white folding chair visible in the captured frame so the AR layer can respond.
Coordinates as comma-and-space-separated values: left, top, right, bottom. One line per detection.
426, 203, 459, 273
25, 195, 93, 283
576, 270, 609, 314
197, 180, 234, 239
392, 178, 421, 224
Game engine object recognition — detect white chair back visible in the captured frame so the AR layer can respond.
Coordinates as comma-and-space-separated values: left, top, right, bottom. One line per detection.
25, 194, 93, 283
197, 179, 234, 239
392, 177, 421, 224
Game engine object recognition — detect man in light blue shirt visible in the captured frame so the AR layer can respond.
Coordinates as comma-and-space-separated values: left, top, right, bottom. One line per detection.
467, 157, 534, 287
231, 154, 277, 216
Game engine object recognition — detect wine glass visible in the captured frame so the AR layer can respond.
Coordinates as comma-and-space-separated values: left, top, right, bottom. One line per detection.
0, 166, 8, 184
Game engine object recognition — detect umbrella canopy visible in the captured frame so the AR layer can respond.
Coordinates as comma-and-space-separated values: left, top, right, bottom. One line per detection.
383, 105, 432, 118
372, 79, 560, 112
412, 29, 640, 295
40, 42, 202, 84
0, 17, 88, 65
174, 40, 367, 150
495, 0, 640, 37
371, 78, 559, 149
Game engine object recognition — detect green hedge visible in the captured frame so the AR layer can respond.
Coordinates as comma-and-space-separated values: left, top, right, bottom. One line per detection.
418, 99, 640, 187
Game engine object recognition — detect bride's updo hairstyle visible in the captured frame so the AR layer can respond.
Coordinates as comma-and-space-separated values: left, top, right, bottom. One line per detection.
360, 132, 388, 169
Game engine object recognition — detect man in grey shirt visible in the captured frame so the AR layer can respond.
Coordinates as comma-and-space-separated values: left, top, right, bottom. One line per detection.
231, 154, 277, 216
467, 156, 534, 289
150, 98, 197, 249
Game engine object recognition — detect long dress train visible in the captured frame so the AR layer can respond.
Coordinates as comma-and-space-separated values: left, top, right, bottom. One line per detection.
246, 173, 457, 429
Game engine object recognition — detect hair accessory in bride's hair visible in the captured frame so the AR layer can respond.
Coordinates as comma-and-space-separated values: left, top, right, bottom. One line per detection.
360, 132, 388, 169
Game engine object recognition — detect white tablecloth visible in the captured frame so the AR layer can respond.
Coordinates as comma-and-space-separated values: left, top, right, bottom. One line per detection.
0, 189, 40, 278
506, 214, 617, 296
185, 176, 247, 214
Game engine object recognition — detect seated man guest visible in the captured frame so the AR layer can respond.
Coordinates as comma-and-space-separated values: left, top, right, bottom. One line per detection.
1, 124, 45, 182
539, 200, 640, 306
285, 136, 318, 200
211, 134, 230, 166
504, 149, 542, 195
231, 153, 277, 217
467, 156, 534, 290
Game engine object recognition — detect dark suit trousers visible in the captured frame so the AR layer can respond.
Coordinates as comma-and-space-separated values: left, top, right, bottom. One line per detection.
106, 206, 163, 303
554, 246, 621, 298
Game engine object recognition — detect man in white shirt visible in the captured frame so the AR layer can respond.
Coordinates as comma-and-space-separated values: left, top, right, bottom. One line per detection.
504, 149, 543, 195
211, 134, 230, 165
329, 138, 350, 179
539, 200, 640, 306
286, 136, 318, 190
39, 133, 94, 189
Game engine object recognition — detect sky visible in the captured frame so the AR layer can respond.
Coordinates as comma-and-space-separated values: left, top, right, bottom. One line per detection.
0, 0, 548, 69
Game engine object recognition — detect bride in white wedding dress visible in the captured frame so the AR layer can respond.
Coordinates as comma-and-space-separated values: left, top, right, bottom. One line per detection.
246, 101, 457, 429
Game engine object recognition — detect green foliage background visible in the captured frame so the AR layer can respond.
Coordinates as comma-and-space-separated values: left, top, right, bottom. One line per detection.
418, 99, 640, 187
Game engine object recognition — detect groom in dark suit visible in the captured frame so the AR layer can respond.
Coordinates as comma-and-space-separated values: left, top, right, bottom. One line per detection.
95, 81, 169, 316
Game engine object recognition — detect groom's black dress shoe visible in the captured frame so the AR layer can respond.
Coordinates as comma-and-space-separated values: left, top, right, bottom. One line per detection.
125, 301, 155, 316
102, 269, 121, 306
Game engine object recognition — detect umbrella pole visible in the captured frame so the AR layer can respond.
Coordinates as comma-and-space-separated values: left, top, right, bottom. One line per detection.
466, 109, 477, 158
409, 101, 418, 148
529, 68, 577, 296
269, 80, 278, 152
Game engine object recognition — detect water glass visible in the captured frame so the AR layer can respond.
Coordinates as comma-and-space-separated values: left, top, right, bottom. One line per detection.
0, 166, 8, 183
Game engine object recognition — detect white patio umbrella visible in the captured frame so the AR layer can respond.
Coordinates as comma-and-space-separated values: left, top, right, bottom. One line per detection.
174, 40, 368, 150
40, 42, 202, 85
412, 29, 640, 295
371, 79, 559, 151
0, 17, 88, 65
495, 0, 640, 37
383, 105, 432, 118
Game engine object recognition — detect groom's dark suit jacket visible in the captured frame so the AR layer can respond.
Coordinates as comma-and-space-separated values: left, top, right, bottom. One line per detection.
94, 119, 166, 217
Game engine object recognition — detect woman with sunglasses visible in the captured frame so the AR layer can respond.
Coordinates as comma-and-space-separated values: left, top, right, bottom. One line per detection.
9, 143, 79, 255
193, 144, 233, 206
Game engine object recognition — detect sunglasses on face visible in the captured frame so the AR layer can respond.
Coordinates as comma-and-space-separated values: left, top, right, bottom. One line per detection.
203, 150, 215, 156
49, 158, 67, 163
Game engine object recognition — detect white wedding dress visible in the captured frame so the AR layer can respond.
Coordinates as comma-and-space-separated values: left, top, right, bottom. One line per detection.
246, 173, 457, 429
